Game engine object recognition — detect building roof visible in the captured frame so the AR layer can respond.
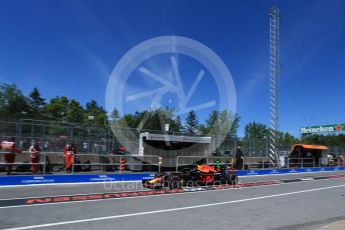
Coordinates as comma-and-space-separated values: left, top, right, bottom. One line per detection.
292, 144, 328, 151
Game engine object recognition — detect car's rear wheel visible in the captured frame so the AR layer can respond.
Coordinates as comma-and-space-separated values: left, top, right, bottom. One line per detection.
224, 173, 238, 185
230, 174, 238, 185
168, 175, 181, 189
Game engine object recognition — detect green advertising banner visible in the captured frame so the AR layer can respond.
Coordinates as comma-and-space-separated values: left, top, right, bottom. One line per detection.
301, 124, 345, 134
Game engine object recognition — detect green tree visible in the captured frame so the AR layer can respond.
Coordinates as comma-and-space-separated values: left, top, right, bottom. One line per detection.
229, 113, 240, 138
244, 122, 268, 140
66, 99, 84, 123
48, 122, 66, 135
301, 134, 345, 148
144, 110, 162, 131
119, 108, 182, 132
185, 110, 199, 135
0, 84, 31, 118
200, 110, 240, 138
110, 108, 120, 122
244, 122, 269, 155
45, 96, 69, 120
278, 132, 299, 149
171, 115, 183, 133
28, 88, 46, 119
152, 108, 178, 132
84, 100, 107, 125
201, 110, 219, 135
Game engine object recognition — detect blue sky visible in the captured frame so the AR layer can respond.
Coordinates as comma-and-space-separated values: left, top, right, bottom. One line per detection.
1, 0, 345, 137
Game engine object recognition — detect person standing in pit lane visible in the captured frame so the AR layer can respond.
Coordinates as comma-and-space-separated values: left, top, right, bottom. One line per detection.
29, 142, 41, 174
235, 146, 245, 170
0, 137, 22, 175
63, 143, 77, 173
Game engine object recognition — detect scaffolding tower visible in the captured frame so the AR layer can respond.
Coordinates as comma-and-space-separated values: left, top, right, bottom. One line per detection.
269, 6, 280, 167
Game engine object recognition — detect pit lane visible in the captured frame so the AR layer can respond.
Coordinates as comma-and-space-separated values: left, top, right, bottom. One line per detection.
1, 171, 345, 230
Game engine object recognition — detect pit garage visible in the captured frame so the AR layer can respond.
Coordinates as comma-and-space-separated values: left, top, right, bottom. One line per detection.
138, 132, 212, 170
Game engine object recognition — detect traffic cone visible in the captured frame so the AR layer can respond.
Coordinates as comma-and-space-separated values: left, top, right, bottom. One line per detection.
119, 158, 126, 171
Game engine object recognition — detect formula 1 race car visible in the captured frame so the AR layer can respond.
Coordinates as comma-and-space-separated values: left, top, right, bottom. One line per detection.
142, 164, 238, 189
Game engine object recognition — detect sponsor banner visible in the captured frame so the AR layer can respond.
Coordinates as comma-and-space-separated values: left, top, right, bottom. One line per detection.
0, 173, 153, 186
237, 167, 345, 176
288, 169, 299, 173
301, 124, 345, 134
1, 167, 345, 186
246, 170, 259, 175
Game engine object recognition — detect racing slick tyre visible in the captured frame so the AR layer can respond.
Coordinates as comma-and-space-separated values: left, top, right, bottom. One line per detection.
230, 174, 239, 185
181, 168, 198, 186
167, 175, 181, 189
181, 168, 191, 174
224, 173, 238, 185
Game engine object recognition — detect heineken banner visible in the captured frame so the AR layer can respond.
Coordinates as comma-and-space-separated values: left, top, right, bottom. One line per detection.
301, 124, 345, 134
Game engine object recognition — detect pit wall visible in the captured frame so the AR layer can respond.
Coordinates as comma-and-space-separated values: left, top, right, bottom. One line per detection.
0, 167, 345, 186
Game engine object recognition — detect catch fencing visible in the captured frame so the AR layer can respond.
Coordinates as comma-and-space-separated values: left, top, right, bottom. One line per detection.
1, 118, 345, 177
1, 150, 342, 176
0, 119, 294, 157
71, 154, 162, 173
0, 151, 162, 175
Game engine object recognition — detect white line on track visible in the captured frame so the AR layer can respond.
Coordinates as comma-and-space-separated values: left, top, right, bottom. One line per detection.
3, 183, 345, 230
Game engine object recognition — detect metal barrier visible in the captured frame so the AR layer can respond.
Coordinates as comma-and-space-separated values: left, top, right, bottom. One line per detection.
0, 151, 48, 174
287, 158, 315, 168
0, 151, 342, 176
243, 157, 271, 169
318, 158, 338, 167
71, 154, 161, 174
0, 151, 68, 175
0, 162, 46, 173
0, 151, 162, 175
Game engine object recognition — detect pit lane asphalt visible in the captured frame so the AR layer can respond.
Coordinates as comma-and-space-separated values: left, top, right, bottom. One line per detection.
1, 172, 345, 230
1, 171, 345, 200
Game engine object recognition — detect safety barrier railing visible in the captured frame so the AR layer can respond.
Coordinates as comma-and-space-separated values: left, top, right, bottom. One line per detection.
318, 158, 340, 167
0, 151, 162, 175
0, 151, 45, 173
287, 158, 315, 168
243, 157, 271, 170
1, 151, 344, 176
0, 151, 74, 175
0, 162, 46, 174
71, 154, 162, 174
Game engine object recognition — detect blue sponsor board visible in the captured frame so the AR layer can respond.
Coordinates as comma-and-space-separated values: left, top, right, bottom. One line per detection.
237, 167, 345, 176
0, 167, 345, 186
0, 173, 155, 186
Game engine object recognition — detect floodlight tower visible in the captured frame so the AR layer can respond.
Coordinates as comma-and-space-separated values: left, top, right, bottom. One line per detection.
269, 6, 280, 167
